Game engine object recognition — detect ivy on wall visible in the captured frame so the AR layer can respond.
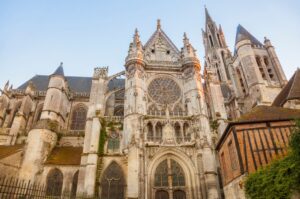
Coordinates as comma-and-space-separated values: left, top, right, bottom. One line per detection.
245, 120, 300, 199
98, 118, 123, 156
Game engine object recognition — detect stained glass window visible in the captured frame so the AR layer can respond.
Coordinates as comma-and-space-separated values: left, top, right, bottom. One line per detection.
46, 168, 63, 196
154, 159, 186, 199
114, 106, 124, 116
70, 105, 87, 130
154, 160, 168, 187
171, 160, 185, 187
100, 162, 125, 199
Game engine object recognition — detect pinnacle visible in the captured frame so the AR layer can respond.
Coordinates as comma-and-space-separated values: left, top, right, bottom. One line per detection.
157, 19, 161, 30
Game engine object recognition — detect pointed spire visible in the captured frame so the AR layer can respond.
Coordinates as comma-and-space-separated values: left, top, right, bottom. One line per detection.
205, 7, 213, 24
157, 19, 161, 30
182, 32, 198, 63
4, 80, 9, 92
235, 24, 262, 46
183, 32, 189, 45
53, 62, 65, 76
126, 29, 144, 63
133, 28, 141, 45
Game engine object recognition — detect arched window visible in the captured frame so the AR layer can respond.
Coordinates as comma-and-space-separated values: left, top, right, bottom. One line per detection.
107, 132, 120, 153
154, 159, 186, 199
71, 170, 79, 199
114, 105, 124, 116
173, 190, 186, 199
100, 162, 125, 199
173, 105, 183, 116
175, 123, 181, 143
209, 35, 214, 47
263, 56, 269, 66
46, 168, 63, 196
147, 122, 154, 141
155, 122, 163, 141
183, 123, 190, 141
148, 104, 158, 115
156, 190, 169, 199
70, 105, 87, 130
256, 56, 261, 66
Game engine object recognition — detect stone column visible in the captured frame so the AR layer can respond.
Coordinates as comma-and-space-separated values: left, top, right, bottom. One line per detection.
19, 128, 57, 181
202, 140, 219, 199
84, 117, 101, 197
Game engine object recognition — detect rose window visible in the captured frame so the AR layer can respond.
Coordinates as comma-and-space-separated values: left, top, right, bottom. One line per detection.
148, 77, 181, 104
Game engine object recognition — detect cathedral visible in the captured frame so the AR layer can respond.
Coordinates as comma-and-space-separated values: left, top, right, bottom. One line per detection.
0, 8, 294, 199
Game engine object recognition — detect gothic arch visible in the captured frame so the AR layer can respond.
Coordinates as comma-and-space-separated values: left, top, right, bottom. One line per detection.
100, 161, 126, 199
147, 148, 200, 199
46, 168, 63, 196
70, 104, 87, 130
71, 170, 79, 199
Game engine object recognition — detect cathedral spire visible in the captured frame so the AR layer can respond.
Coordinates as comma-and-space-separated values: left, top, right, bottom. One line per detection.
205, 7, 214, 24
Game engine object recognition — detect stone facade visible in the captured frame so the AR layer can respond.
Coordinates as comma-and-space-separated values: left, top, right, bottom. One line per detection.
0, 8, 293, 199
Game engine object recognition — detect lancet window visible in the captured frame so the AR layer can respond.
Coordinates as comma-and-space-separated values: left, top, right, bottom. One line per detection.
70, 105, 87, 130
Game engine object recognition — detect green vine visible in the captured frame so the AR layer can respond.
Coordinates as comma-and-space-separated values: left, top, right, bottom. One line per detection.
245, 120, 300, 199
98, 118, 107, 156
98, 118, 123, 156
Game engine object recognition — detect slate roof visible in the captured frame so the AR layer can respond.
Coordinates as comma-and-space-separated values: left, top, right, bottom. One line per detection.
45, 147, 82, 165
235, 25, 263, 46
53, 65, 64, 76
17, 75, 125, 93
273, 69, 300, 107
0, 145, 23, 159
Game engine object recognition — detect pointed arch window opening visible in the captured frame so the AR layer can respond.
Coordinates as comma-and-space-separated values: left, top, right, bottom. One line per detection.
154, 159, 186, 199
46, 168, 63, 196
100, 162, 125, 199
70, 105, 87, 131
209, 35, 214, 47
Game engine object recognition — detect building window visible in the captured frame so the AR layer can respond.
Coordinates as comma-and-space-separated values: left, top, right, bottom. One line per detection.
100, 162, 125, 199
263, 56, 269, 66
107, 132, 120, 153
209, 35, 214, 47
114, 105, 124, 116
46, 168, 63, 196
154, 159, 186, 199
175, 122, 181, 143
228, 141, 238, 170
155, 122, 163, 141
71, 170, 79, 199
147, 122, 154, 141
70, 105, 87, 130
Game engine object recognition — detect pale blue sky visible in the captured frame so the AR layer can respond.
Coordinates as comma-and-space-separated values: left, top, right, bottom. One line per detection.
0, 0, 300, 88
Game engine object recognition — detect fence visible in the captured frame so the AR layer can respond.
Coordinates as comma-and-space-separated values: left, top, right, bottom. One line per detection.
0, 176, 81, 199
